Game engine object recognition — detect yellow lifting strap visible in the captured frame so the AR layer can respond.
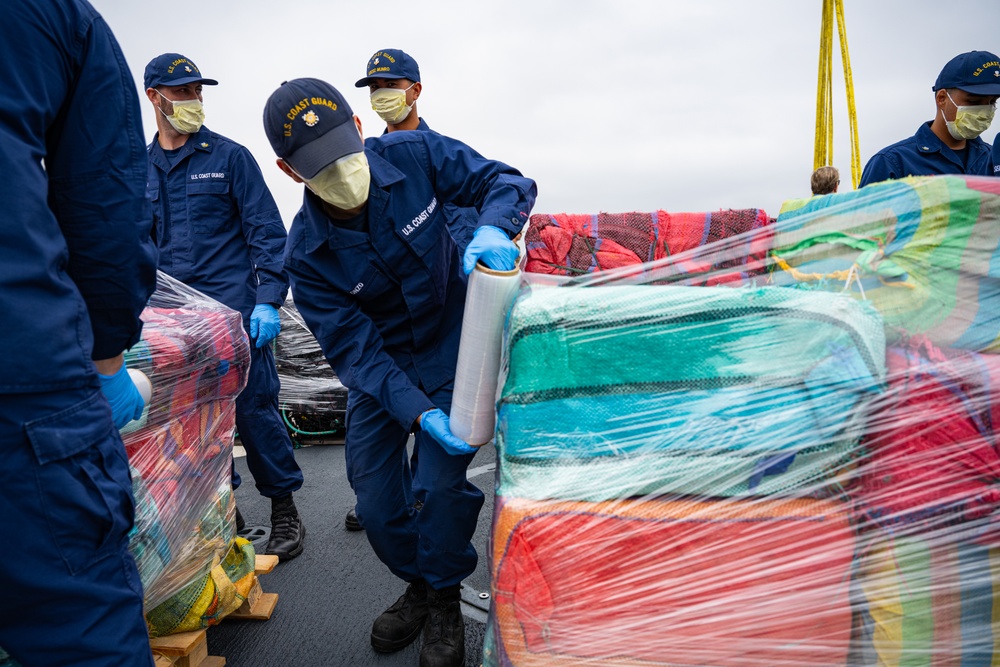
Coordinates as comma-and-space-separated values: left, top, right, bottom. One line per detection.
814, 0, 861, 189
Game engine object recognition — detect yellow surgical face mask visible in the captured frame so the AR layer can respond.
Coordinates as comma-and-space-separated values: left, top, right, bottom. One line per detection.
305, 152, 371, 211
370, 83, 415, 124
157, 90, 205, 134
943, 90, 996, 140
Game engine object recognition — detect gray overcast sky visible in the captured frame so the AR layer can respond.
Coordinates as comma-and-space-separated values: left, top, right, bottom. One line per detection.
92, 0, 1000, 226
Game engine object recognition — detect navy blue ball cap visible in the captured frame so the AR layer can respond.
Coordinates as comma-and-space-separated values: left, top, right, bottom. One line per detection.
933, 51, 1000, 95
354, 49, 420, 87
143, 53, 218, 89
263, 78, 363, 180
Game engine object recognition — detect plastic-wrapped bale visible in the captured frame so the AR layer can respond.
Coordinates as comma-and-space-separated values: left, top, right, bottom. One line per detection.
856, 335, 1000, 535
274, 299, 347, 439
772, 175, 1000, 352
524, 208, 773, 283
492, 181, 1000, 666
484, 494, 855, 667
847, 334, 1000, 663
496, 283, 886, 501
122, 271, 251, 613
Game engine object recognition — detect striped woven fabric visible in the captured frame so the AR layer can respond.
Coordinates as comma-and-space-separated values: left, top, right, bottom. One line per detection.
773, 175, 1000, 352
854, 525, 1000, 666
524, 208, 772, 283
497, 283, 885, 500
484, 494, 856, 667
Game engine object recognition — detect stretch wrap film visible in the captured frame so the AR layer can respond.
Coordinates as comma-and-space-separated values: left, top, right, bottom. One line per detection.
122, 272, 257, 636
275, 300, 347, 412
485, 176, 1000, 667
451, 263, 522, 446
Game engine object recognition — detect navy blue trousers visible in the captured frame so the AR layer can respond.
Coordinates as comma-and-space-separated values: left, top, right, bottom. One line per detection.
232, 342, 303, 498
345, 383, 484, 590
0, 390, 154, 666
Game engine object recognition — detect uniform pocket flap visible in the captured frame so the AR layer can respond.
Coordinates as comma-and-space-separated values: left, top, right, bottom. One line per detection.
25, 392, 114, 464
186, 180, 230, 196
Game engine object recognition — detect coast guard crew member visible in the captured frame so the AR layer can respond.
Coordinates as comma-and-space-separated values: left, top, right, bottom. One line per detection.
342, 48, 479, 534
263, 78, 535, 667
144, 53, 305, 560
0, 0, 158, 664
860, 50, 1000, 187
358, 48, 477, 255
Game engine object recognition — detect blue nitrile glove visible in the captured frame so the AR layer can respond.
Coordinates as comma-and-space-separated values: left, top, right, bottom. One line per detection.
462, 225, 518, 275
420, 409, 477, 455
250, 304, 281, 348
98, 363, 146, 430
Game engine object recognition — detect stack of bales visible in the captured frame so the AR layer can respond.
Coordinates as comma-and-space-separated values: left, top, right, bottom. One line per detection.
485, 177, 1000, 666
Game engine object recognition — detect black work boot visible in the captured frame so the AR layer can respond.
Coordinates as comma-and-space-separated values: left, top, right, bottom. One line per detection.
420, 585, 464, 667
265, 494, 305, 561
344, 506, 364, 531
234, 505, 246, 534
371, 579, 429, 653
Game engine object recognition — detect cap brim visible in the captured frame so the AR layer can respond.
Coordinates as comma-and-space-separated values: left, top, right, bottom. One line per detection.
285, 119, 364, 179
354, 74, 408, 88
956, 82, 1000, 96
160, 76, 219, 87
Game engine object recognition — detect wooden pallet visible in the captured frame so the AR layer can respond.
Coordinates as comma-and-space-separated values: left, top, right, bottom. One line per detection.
149, 554, 279, 666
151, 629, 224, 667
227, 553, 279, 621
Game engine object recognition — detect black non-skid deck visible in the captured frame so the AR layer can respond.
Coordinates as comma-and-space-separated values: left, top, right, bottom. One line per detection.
210, 441, 496, 666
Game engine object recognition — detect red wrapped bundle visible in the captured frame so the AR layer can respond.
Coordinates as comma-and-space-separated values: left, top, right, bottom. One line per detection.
524, 208, 773, 284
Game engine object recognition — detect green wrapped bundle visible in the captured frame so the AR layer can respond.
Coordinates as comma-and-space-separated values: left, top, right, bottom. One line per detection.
497, 283, 885, 500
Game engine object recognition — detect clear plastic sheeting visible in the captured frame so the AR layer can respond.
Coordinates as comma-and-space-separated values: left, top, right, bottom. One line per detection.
452, 264, 522, 446
484, 176, 1000, 666
275, 299, 347, 439
122, 271, 250, 613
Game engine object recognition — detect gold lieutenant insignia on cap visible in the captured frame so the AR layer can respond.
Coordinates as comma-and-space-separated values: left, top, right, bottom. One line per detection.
373, 57, 380, 65
303, 110, 319, 127
184, 65, 192, 73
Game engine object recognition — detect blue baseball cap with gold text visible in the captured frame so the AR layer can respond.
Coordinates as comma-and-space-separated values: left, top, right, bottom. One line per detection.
355, 49, 421, 88
933, 51, 1000, 95
143, 53, 218, 89
262, 78, 363, 180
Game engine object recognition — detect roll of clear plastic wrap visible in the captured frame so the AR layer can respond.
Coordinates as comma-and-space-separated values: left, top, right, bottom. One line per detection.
451, 263, 522, 446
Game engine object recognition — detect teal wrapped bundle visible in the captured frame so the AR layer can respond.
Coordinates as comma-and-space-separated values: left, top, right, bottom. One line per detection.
497, 284, 886, 500
774, 175, 1000, 352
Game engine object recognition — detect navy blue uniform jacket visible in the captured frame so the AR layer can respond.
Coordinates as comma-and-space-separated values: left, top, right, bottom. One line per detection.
860, 121, 993, 187
147, 127, 289, 320
283, 131, 536, 432
0, 0, 157, 401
